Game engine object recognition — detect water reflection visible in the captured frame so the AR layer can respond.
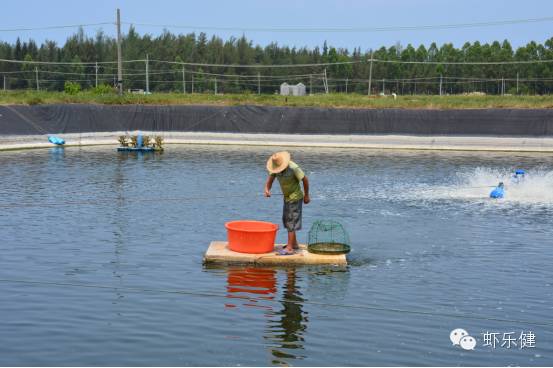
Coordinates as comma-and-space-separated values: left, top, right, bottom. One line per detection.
224, 267, 308, 365
267, 268, 308, 366
48, 146, 65, 158
225, 267, 277, 310
116, 150, 164, 162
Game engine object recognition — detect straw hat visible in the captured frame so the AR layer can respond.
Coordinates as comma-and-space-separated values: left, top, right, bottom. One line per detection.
266, 151, 291, 174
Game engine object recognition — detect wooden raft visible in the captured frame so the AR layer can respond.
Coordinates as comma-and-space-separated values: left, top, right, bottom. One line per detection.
203, 241, 347, 266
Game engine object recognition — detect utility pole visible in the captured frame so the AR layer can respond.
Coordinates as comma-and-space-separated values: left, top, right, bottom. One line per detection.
3, 75, 6, 91
95, 61, 98, 88
345, 78, 348, 94
368, 51, 373, 95
502, 77, 505, 96
35, 67, 39, 91
439, 74, 443, 96
324, 68, 328, 94
145, 54, 149, 94
382, 78, 385, 95
516, 72, 519, 94
191, 74, 194, 93
257, 72, 260, 95
182, 66, 186, 93
309, 74, 312, 95
116, 8, 123, 95
214, 78, 217, 94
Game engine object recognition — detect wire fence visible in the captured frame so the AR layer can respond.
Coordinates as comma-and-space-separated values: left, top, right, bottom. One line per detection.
2, 57, 553, 96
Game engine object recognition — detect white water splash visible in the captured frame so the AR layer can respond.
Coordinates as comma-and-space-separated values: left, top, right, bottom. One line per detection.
320, 167, 553, 207
417, 167, 553, 205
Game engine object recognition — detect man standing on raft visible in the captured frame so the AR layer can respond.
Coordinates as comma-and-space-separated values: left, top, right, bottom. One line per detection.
264, 151, 310, 255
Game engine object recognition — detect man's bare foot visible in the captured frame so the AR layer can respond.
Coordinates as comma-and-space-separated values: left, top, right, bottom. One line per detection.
278, 246, 296, 255
280, 244, 296, 251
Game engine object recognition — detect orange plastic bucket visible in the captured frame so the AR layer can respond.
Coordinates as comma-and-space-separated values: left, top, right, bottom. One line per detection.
225, 220, 279, 254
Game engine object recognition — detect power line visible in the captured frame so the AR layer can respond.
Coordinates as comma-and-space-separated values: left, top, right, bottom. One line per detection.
0, 22, 113, 32
146, 58, 553, 68
7, 75, 553, 88
3, 57, 553, 68
149, 59, 361, 68
6, 68, 553, 83
122, 15, 553, 33
0, 69, 321, 81
0, 15, 551, 34
122, 69, 323, 79
0, 58, 142, 66
373, 58, 553, 65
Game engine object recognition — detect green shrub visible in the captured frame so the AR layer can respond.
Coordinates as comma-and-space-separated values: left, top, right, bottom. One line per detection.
91, 84, 115, 95
26, 96, 44, 105
64, 81, 81, 95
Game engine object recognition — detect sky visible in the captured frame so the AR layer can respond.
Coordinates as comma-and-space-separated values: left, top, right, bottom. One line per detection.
0, 0, 552, 52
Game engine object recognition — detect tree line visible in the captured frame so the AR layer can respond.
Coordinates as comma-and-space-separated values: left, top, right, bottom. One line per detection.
1, 27, 553, 95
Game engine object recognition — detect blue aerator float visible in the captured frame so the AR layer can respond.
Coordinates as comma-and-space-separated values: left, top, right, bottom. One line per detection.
489, 169, 526, 199
48, 135, 65, 145
512, 169, 526, 184
117, 131, 164, 152
117, 131, 154, 152
117, 146, 155, 152
490, 182, 505, 199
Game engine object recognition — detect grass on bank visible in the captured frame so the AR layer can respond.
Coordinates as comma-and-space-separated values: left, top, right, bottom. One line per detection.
1, 90, 553, 109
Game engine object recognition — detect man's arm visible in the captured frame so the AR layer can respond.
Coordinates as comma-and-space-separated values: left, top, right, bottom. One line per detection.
264, 175, 275, 197
302, 176, 310, 204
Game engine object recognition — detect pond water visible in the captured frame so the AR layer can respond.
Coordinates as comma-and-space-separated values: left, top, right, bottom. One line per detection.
0, 145, 552, 366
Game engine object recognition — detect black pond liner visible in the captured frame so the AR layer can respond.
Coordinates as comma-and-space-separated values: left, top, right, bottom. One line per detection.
2, 104, 553, 136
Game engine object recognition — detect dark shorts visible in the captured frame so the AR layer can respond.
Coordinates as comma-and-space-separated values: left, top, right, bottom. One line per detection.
282, 199, 302, 232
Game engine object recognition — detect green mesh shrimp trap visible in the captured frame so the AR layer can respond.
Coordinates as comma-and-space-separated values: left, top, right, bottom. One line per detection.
307, 220, 351, 255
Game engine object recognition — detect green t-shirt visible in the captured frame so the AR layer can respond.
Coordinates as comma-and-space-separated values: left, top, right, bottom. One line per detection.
271, 160, 305, 202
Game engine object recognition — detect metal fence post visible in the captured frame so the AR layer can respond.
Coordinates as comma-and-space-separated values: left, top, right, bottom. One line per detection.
182, 66, 186, 94
35, 67, 39, 91
145, 54, 149, 94
368, 52, 373, 95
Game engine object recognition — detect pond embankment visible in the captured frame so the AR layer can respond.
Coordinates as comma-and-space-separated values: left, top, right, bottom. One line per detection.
1, 104, 553, 151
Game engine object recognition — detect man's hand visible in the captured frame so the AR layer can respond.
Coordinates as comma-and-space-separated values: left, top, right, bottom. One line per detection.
265, 175, 275, 198
302, 176, 310, 204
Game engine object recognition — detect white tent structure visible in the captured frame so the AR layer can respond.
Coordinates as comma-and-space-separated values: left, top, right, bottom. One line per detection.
280, 83, 290, 95
280, 82, 306, 96
292, 83, 306, 96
